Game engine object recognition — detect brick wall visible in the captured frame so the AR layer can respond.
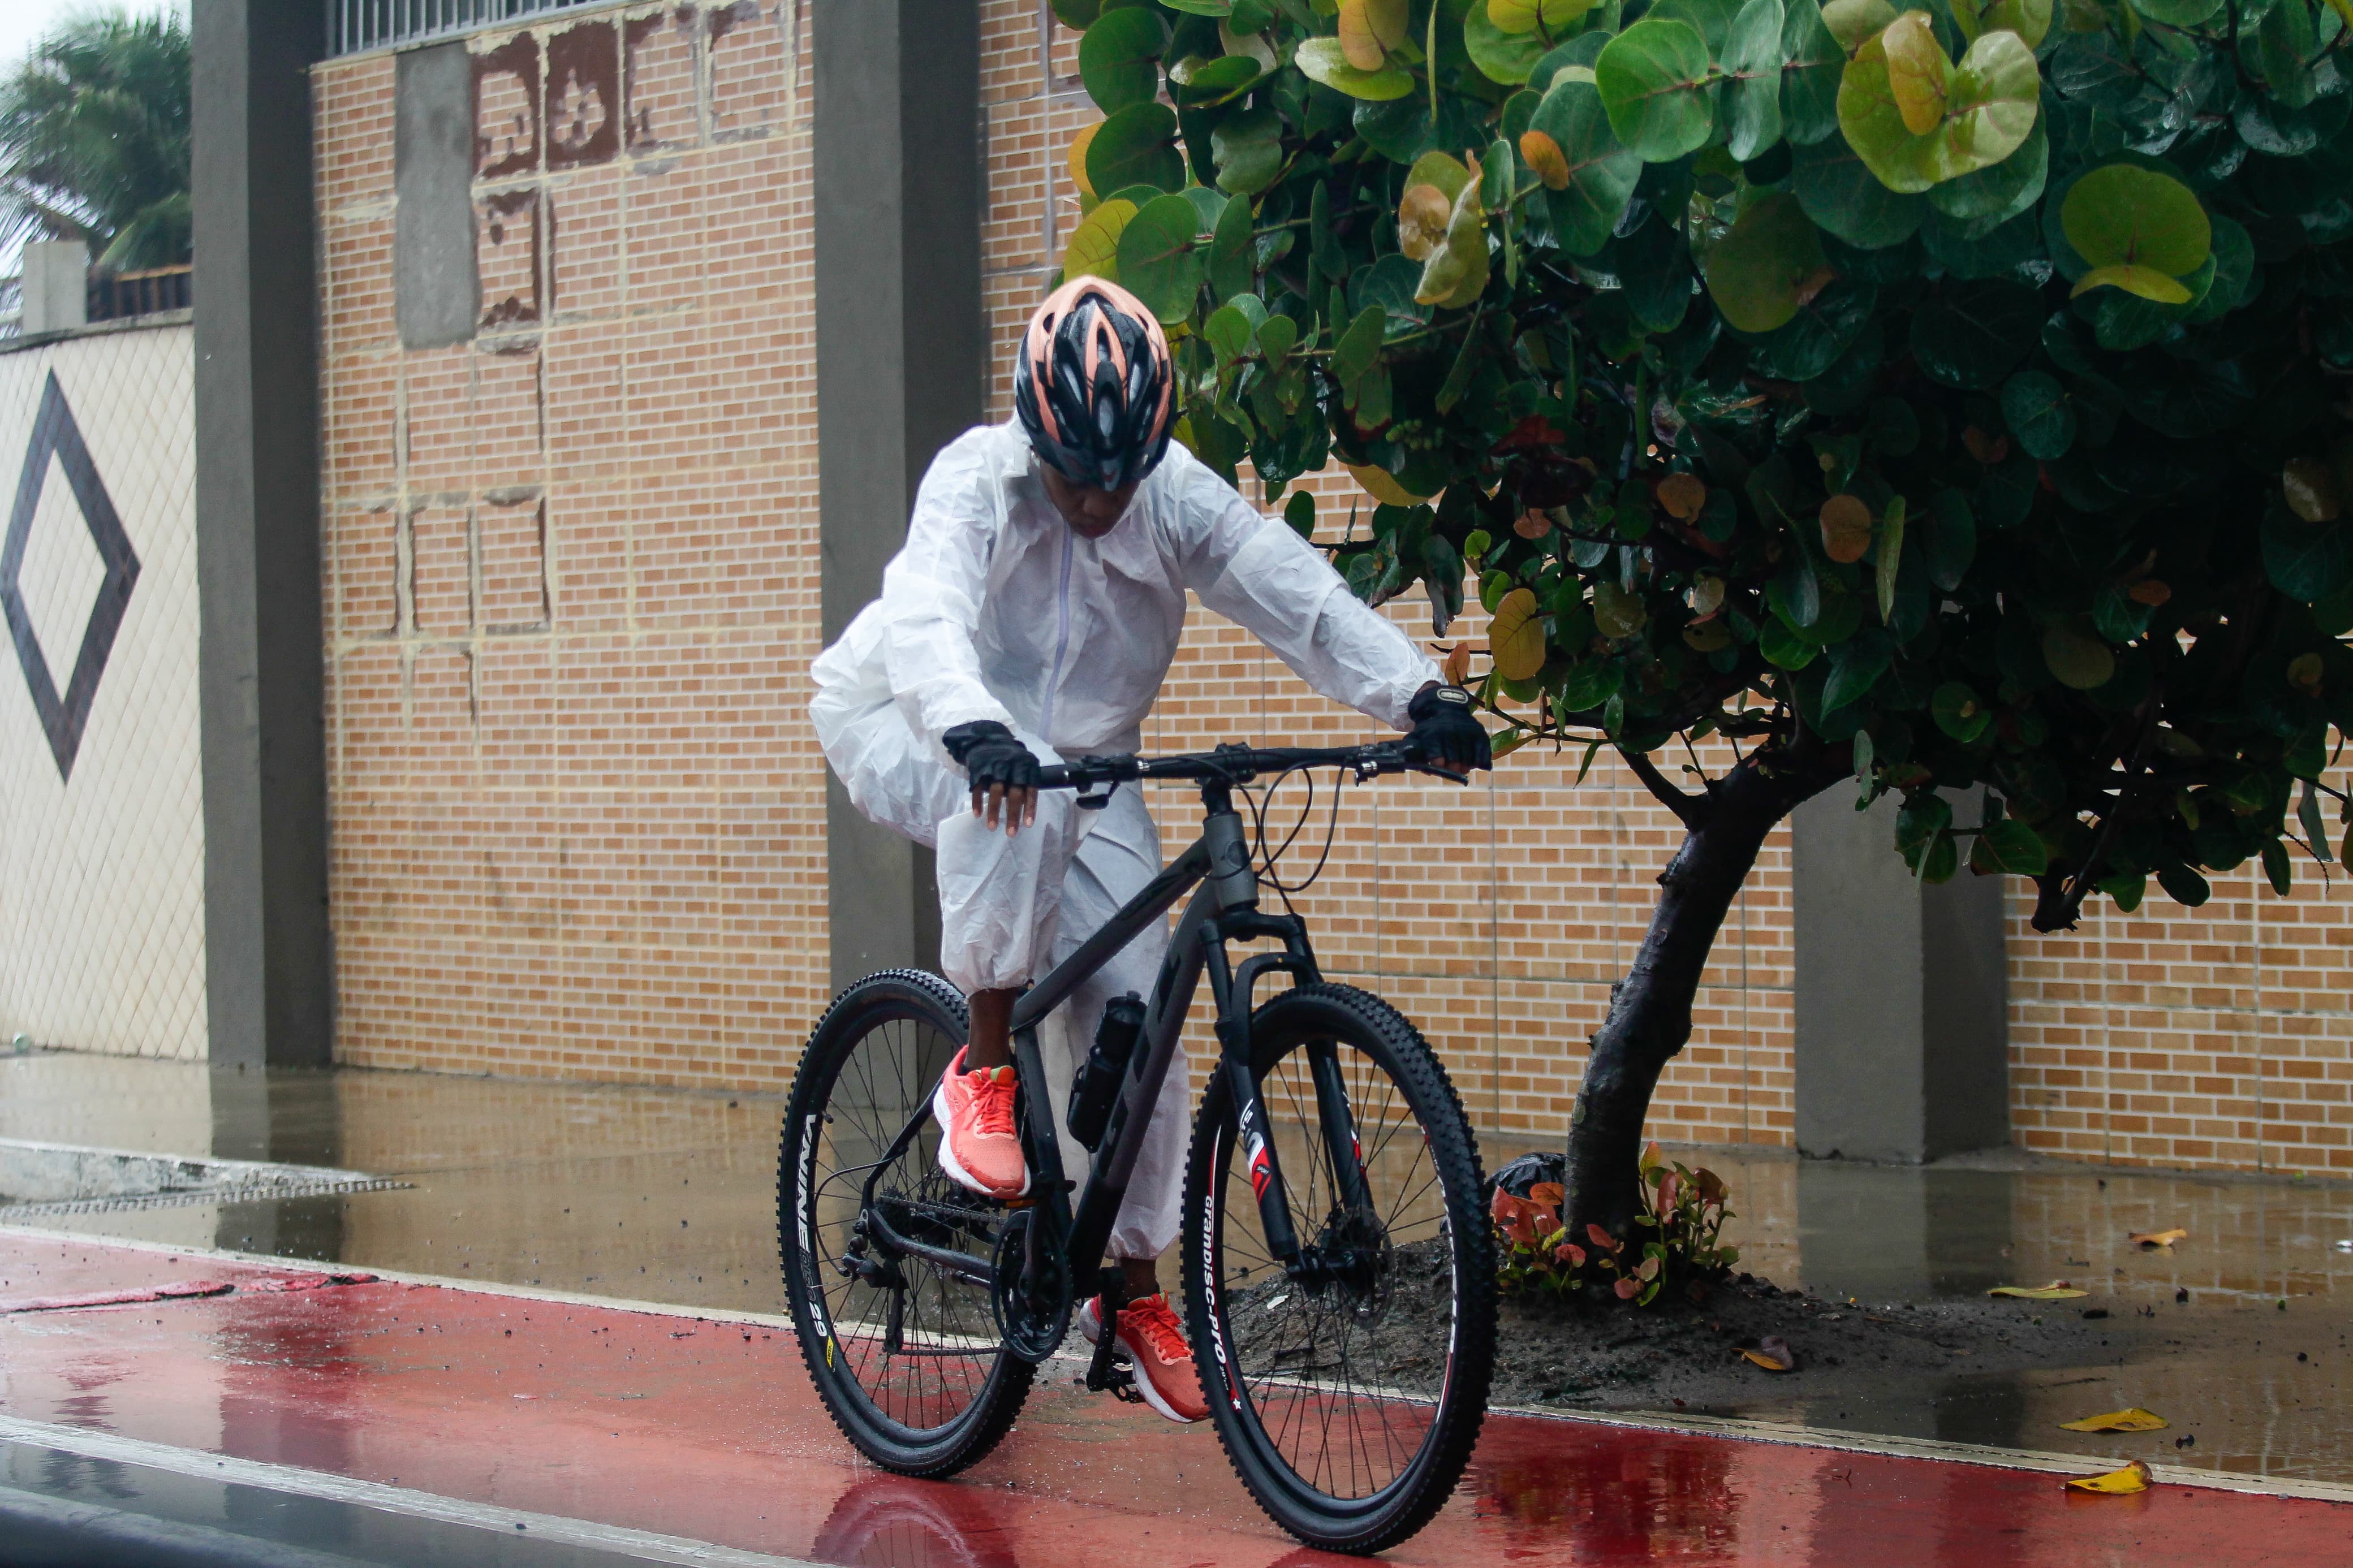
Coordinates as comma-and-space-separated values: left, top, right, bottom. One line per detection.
314, 3, 2353, 1177
317, 2, 824, 1088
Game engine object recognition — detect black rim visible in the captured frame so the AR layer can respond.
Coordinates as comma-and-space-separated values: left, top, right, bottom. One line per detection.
1205, 1017, 1460, 1509
795, 1000, 1008, 1440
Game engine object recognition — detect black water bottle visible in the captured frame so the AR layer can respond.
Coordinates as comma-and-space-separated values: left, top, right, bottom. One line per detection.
1067, 994, 1145, 1150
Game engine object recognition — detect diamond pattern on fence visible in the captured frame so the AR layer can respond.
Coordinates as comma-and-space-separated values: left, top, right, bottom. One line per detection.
0, 326, 205, 1061
1, 372, 143, 781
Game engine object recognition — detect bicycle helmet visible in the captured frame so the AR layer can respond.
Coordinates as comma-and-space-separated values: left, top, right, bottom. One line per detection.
1015, 276, 1176, 491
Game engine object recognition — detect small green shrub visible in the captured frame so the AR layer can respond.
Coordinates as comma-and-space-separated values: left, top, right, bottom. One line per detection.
1492, 1141, 1739, 1303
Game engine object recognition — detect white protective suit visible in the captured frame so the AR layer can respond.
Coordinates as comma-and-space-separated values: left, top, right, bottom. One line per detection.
811, 420, 1438, 1259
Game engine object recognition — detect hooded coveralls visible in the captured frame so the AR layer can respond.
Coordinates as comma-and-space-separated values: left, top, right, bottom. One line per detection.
811, 421, 1438, 1260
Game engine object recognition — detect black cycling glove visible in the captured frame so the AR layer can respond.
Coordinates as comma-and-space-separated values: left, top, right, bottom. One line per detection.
1404, 684, 1492, 776
942, 720, 1041, 802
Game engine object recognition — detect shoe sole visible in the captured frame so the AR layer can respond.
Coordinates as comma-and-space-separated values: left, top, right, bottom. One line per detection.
1079, 1301, 1203, 1426
930, 1078, 1029, 1199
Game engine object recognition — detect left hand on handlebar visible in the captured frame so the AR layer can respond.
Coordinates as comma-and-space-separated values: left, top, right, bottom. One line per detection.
943, 720, 1041, 835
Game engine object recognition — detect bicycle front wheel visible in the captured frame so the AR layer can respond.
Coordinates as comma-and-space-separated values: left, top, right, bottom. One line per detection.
778, 970, 1031, 1476
1183, 983, 1495, 1554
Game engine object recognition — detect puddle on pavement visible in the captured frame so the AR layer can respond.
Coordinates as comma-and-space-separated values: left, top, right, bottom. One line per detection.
3, 1051, 2350, 1489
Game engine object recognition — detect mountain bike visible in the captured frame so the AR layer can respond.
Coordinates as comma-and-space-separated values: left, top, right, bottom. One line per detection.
778, 741, 1495, 1554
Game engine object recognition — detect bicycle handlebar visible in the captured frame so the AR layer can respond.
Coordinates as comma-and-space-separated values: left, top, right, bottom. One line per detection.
1033, 740, 1457, 793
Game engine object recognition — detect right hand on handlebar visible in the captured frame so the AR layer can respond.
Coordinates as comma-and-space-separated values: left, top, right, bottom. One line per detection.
942, 720, 1039, 835
1402, 684, 1492, 781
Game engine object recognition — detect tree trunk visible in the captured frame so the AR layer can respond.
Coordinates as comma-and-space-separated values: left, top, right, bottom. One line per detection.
1565, 749, 1845, 1244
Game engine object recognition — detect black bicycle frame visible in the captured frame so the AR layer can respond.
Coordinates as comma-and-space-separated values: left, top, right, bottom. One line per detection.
857, 742, 1422, 1352
1001, 783, 1356, 1300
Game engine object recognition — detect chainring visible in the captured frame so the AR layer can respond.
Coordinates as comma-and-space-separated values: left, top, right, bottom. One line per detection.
989, 1207, 1072, 1363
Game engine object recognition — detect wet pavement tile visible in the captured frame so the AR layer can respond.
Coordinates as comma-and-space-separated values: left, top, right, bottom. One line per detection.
0, 1231, 2346, 1566
6, 1051, 2353, 1496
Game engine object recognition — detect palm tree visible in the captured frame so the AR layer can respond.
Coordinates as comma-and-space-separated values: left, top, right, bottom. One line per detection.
0, 10, 191, 274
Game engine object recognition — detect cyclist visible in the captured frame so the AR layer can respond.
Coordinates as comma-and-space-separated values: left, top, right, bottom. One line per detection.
810, 277, 1490, 1423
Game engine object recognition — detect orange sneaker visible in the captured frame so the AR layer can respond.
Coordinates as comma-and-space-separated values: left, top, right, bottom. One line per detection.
1080, 1292, 1208, 1424
931, 1047, 1028, 1199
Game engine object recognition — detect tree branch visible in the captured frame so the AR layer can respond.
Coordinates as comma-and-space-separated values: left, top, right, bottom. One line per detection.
1619, 745, 1709, 828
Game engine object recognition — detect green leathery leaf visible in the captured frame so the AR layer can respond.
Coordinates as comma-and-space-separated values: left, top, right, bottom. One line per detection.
1204, 302, 1256, 365
2042, 621, 2117, 689
1256, 312, 1298, 367
1781, 0, 1846, 145
1971, 817, 2050, 875
1061, 197, 1138, 284
1464, 0, 1552, 84
1653, 0, 1746, 51
1722, 0, 1788, 160
1079, 7, 1166, 113
1824, 638, 1891, 710
1760, 615, 1820, 667
1837, 24, 2040, 193
2264, 838, 2293, 896
2061, 163, 2210, 295
1176, 52, 1262, 105
2302, 779, 2334, 862
1490, 0, 1598, 30
1332, 302, 1388, 400
1821, 0, 1899, 51
1791, 135, 1928, 247
1294, 36, 1417, 98
1927, 116, 2046, 223
1087, 102, 1187, 195
2263, 508, 2353, 602
1932, 680, 1992, 742
1212, 103, 1285, 195
1951, 0, 2052, 45
2157, 862, 2210, 907
1595, 19, 1720, 162
1532, 76, 1643, 255
1702, 192, 1828, 332
2000, 369, 2075, 459
1895, 791, 1953, 860
2130, 0, 2221, 24
1117, 193, 1207, 322
1208, 183, 1256, 301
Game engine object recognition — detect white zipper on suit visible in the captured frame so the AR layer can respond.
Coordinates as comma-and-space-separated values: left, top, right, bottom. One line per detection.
1036, 524, 1078, 742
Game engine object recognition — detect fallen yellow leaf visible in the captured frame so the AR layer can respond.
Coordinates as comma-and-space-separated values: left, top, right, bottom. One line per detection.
2059, 1407, 2168, 1433
1739, 1334, 1795, 1372
1987, 1281, 2091, 1300
2065, 1459, 2153, 1494
2129, 1228, 2188, 1249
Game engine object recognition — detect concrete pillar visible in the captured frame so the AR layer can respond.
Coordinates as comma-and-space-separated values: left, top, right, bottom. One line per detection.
813, 0, 982, 991
19, 241, 88, 335
191, 0, 332, 1068
1791, 788, 2009, 1163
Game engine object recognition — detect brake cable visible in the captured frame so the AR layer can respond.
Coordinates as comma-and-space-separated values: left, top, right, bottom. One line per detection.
1240, 763, 1351, 914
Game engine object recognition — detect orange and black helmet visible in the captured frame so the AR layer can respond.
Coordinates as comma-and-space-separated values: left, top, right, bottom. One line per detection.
1014, 277, 1175, 491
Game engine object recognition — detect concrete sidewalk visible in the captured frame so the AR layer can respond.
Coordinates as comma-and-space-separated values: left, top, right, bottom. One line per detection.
0, 1230, 2344, 1567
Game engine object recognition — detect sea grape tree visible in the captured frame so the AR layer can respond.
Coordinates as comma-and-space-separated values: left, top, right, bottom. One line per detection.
1054, 0, 2353, 1242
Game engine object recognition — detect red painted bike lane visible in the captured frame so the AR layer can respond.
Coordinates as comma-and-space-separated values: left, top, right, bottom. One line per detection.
0, 1232, 2342, 1567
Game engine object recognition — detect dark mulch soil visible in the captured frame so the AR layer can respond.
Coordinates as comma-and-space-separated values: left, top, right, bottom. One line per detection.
1477, 1272, 2170, 1413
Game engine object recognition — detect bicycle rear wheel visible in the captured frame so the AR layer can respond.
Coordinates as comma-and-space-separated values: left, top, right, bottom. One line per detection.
1183, 983, 1494, 1554
778, 970, 1031, 1475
